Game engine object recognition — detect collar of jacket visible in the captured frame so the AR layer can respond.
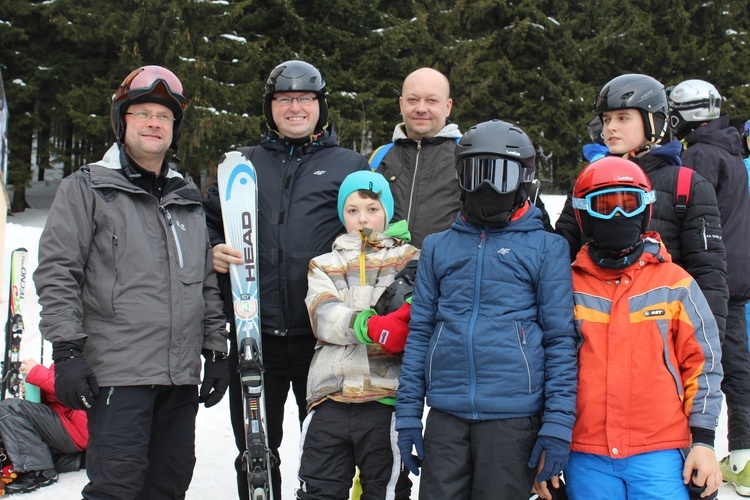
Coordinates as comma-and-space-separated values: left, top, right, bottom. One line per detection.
451, 202, 543, 235
88, 144, 197, 202
391, 122, 462, 142
262, 126, 340, 153
332, 221, 408, 251
573, 232, 670, 277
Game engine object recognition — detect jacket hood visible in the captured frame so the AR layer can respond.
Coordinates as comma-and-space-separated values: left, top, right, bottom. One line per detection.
635, 140, 683, 166
391, 122, 462, 142
684, 116, 743, 157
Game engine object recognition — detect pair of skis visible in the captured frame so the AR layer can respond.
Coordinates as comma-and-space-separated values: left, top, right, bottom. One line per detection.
1, 248, 29, 401
217, 152, 274, 500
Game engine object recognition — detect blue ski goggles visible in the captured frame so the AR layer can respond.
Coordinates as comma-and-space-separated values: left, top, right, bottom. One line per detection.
572, 187, 656, 219
457, 156, 534, 194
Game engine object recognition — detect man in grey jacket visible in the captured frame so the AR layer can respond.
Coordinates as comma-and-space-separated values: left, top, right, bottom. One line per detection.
33, 65, 228, 499
371, 67, 462, 248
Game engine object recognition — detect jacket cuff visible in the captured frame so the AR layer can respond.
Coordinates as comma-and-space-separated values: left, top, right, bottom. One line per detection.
353, 309, 377, 345
395, 416, 423, 431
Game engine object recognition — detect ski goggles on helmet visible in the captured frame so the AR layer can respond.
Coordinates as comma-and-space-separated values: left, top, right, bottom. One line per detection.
572, 187, 655, 219
457, 156, 534, 193
113, 66, 186, 110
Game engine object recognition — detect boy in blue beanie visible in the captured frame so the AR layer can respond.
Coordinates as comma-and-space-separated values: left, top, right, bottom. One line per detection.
296, 170, 419, 499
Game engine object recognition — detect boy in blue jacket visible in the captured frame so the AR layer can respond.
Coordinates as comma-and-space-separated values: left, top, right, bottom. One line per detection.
395, 119, 578, 500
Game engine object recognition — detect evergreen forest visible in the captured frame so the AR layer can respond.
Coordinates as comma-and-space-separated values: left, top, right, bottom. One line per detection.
1, 0, 750, 211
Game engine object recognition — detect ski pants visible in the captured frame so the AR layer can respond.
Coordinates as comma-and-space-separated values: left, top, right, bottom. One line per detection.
723, 297, 750, 450
419, 408, 540, 500
565, 450, 688, 499
82, 385, 198, 500
229, 329, 315, 500
296, 400, 411, 500
0, 397, 79, 473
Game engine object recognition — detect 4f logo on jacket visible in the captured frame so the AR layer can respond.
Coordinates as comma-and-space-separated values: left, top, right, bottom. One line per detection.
497, 248, 511, 255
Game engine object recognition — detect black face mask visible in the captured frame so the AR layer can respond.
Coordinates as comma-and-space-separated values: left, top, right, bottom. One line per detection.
589, 215, 644, 253
460, 185, 520, 228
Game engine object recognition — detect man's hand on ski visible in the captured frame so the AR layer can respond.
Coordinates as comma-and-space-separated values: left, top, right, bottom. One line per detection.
528, 435, 570, 483
211, 244, 242, 274
199, 349, 230, 408
396, 418, 424, 476
52, 340, 99, 410
366, 303, 411, 354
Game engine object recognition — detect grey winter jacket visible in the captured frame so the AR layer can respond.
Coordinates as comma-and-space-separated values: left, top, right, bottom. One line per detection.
34, 144, 227, 387
373, 123, 462, 248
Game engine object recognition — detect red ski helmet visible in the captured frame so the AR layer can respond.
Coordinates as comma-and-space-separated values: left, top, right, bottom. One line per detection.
573, 157, 654, 238
111, 66, 188, 152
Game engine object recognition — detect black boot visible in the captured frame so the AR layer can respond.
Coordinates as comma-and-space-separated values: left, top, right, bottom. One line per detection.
5, 469, 58, 493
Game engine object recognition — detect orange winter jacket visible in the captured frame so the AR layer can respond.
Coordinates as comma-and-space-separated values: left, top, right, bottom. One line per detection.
571, 233, 723, 459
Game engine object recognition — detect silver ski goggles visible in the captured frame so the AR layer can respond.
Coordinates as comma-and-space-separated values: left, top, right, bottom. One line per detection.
457, 156, 534, 193
572, 187, 656, 219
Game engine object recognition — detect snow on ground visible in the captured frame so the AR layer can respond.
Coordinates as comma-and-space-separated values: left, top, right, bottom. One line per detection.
1, 190, 742, 498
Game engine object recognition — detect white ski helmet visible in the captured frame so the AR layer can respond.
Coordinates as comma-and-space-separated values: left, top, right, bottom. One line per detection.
668, 79, 721, 139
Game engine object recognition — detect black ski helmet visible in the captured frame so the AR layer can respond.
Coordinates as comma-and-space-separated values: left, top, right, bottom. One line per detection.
263, 60, 328, 134
111, 66, 187, 152
593, 74, 669, 145
375, 261, 417, 316
455, 119, 536, 203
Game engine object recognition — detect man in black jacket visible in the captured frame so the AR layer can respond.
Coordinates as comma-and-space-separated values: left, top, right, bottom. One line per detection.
203, 60, 369, 500
669, 79, 750, 495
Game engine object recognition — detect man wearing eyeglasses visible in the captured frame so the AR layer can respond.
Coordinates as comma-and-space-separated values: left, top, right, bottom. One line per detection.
34, 65, 229, 499
203, 60, 369, 500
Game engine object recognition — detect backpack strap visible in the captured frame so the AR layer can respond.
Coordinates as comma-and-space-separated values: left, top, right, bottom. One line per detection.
675, 166, 694, 217
368, 143, 395, 171
368, 137, 461, 171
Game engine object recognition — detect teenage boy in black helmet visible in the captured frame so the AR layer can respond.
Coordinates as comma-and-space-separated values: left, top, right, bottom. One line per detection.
203, 60, 369, 500
34, 65, 229, 499
555, 73, 728, 349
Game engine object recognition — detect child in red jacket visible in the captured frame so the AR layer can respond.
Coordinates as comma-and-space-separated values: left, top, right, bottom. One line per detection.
0, 359, 88, 494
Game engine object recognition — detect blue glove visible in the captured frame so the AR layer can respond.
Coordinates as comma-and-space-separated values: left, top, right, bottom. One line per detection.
397, 427, 424, 476
527, 435, 570, 482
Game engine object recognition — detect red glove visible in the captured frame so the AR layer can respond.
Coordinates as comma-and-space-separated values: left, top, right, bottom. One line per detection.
366, 303, 411, 354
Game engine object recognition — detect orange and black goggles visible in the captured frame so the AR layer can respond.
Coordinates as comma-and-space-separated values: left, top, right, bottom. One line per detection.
113, 66, 186, 110
457, 156, 534, 193
572, 187, 656, 219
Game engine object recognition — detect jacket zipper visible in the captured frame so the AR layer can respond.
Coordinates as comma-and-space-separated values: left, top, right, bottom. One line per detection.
406, 140, 421, 223
359, 232, 367, 287
161, 206, 184, 268
427, 322, 444, 388
467, 229, 486, 418
515, 322, 532, 393
700, 217, 708, 250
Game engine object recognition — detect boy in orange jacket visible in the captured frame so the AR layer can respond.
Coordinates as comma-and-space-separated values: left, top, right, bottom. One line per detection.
561, 157, 723, 499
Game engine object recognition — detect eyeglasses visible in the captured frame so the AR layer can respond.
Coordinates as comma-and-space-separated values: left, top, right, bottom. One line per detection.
572, 187, 656, 219
457, 156, 534, 193
125, 111, 174, 123
272, 96, 318, 106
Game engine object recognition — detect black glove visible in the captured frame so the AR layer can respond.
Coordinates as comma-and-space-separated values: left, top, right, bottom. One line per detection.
199, 349, 230, 408
528, 435, 570, 482
52, 340, 99, 410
